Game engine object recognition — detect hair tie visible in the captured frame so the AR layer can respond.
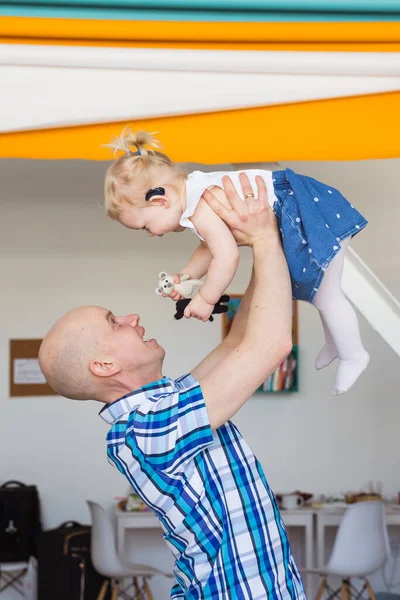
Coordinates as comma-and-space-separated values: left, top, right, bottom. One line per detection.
136, 148, 142, 156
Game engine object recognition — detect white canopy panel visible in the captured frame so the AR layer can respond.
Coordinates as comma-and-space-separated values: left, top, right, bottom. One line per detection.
1, 46, 400, 133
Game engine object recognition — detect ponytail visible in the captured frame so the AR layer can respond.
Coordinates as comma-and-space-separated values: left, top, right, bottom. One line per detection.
104, 128, 180, 218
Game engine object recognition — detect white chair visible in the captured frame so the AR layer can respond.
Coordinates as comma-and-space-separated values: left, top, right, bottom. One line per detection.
87, 500, 168, 600
309, 501, 391, 600
0, 561, 28, 596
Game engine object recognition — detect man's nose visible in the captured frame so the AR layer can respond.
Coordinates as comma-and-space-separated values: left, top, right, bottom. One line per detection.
120, 314, 140, 326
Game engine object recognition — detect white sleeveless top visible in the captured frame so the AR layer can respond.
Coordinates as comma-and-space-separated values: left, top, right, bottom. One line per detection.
181, 169, 278, 240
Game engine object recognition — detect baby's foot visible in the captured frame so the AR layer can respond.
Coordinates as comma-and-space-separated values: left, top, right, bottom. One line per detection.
315, 343, 338, 370
332, 350, 370, 396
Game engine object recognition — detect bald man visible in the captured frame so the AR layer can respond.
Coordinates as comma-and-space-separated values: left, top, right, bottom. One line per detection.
39, 176, 305, 600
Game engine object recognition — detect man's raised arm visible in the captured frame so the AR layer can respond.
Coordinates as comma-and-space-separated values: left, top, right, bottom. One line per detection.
199, 174, 293, 430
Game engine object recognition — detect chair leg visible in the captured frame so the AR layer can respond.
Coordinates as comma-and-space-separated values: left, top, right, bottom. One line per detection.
344, 579, 351, 600
143, 578, 154, 600
365, 580, 376, 600
314, 577, 326, 600
111, 580, 119, 600
0, 570, 26, 595
133, 577, 141, 600
97, 579, 110, 600
340, 581, 347, 600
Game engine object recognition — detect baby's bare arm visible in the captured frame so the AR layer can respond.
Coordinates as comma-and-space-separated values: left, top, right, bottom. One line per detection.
191, 193, 240, 305
180, 241, 213, 280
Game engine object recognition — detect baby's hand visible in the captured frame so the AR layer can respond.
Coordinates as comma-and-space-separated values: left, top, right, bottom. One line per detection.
184, 293, 214, 322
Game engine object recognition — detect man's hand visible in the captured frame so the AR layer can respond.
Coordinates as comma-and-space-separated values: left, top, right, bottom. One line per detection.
202, 173, 277, 247
184, 293, 214, 322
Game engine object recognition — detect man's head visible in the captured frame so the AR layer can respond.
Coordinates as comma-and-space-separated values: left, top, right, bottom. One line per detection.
39, 306, 165, 402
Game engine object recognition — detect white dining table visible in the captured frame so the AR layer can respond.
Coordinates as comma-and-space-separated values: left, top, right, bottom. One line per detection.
115, 503, 400, 597
280, 507, 315, 597
115, 506, 315, 597
115, 509, 160, 555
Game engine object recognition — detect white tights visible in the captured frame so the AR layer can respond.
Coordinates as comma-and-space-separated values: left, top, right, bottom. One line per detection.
312, 237, 370, 395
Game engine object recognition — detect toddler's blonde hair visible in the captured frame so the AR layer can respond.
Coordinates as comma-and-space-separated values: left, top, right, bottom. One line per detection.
104, 128, 183, 219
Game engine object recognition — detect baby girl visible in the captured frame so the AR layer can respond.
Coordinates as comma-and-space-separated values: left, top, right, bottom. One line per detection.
104, 129, 369, 395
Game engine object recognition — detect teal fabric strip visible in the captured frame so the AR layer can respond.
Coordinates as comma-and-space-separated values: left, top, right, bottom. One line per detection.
4, 0, 400, 12
1, 5, 400, 20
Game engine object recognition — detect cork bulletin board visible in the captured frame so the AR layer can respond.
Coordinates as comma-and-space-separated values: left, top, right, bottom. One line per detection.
9, 339, 57, 397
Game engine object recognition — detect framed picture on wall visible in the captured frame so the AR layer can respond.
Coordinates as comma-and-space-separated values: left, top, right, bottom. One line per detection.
222, 295, 299, 393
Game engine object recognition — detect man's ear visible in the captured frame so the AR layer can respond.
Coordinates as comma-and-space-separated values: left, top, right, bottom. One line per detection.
89, 360, 121, 378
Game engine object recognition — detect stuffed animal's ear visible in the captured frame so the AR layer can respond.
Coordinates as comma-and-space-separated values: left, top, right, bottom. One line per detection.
155, 287, 163, 295
158, 271, 167, 278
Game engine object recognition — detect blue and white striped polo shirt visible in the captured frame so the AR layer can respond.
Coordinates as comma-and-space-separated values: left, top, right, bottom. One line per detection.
100, 373, 305, 600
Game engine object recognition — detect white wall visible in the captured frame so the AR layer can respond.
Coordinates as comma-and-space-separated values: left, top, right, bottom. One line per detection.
1, 159, 399, 596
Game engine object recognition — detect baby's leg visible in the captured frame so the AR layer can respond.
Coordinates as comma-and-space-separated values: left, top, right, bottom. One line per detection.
315, 315, 338, 370
312, 237, 369, 395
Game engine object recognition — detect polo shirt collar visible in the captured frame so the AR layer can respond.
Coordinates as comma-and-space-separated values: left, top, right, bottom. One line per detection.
99, 377, 176, 425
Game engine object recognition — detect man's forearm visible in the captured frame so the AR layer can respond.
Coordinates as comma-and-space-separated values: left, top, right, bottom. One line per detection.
199, 231, 293, 429
243, 232, 292, 357
190, 265, 252, 380
193, 233, 290, 383
225, 267, 255, 347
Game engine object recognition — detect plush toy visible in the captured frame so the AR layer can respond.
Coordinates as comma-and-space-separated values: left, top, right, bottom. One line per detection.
155, 271, 230, 322
155, 271, 204, 299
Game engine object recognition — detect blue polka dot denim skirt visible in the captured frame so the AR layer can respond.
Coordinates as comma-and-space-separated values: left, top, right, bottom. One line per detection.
272, 168, 368, 302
